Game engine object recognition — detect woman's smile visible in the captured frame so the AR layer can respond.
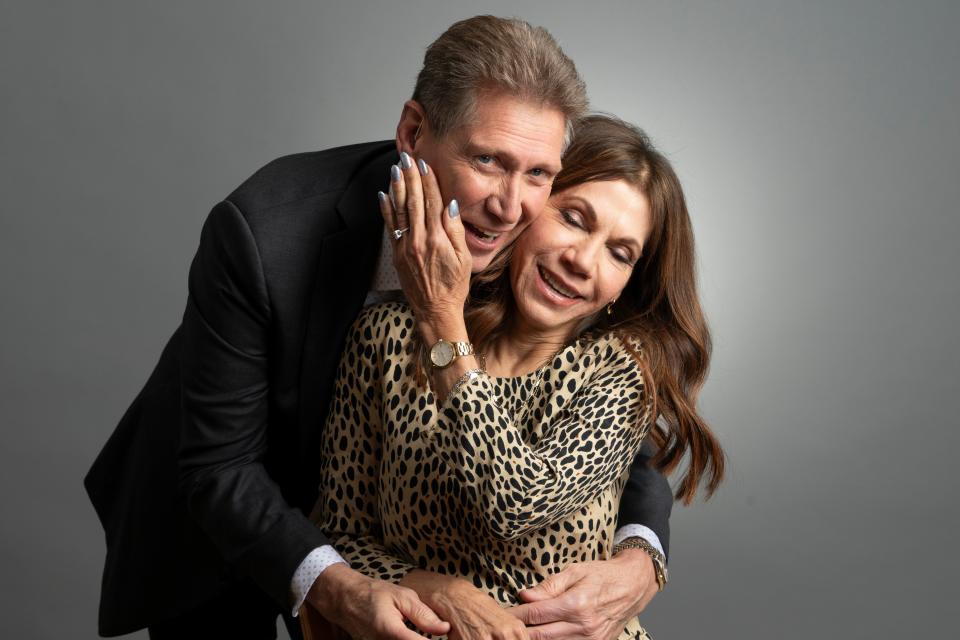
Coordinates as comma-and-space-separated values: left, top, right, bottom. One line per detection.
536, 264, 584, 304
510, 178, 653, 338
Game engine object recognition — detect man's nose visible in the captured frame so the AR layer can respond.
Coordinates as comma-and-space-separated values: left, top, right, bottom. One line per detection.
487, 174, 523, 226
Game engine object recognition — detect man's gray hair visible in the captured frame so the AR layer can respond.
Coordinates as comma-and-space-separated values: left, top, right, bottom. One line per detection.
413, 15, 588, 147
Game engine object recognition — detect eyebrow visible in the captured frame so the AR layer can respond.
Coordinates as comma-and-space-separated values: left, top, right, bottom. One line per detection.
564, 195, 644, 254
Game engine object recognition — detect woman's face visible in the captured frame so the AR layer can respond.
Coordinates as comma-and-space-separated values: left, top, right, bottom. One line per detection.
510, 179, 653, 339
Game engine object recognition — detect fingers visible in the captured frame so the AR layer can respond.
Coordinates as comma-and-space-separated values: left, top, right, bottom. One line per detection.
507, 616, 532, 640
515, 599, 611, 640
511, 596, 579, 629
441, 199, 470, 270
396, 592, 451, 636
372, 588, 450, 640
399, 151, 425, 248
519, 569, 579, 603
381, 616, 437, 640
512, 568, 589, 628
378, 190, 396, 233
417, 158, 444, 238
390, 162, 408, 232
508, 600, 565, 627
524, 621, 581, 640
508, 602, 541, 626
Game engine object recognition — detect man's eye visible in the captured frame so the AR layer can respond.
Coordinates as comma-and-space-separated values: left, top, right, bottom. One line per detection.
476, 154, 493, 164
529, 168, 544, 177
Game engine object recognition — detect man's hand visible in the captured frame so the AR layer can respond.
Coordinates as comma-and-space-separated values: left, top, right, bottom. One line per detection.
307, 563, 450, 640
401, 569, 529, 640
509, 550, 658, 640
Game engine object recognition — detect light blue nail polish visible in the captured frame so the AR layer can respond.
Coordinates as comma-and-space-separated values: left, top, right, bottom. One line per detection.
391, 164, 402, 182
417, 158, 429, 176
449, 199, 459, 218
377, 191, 387, 203
400, 152, 413, 169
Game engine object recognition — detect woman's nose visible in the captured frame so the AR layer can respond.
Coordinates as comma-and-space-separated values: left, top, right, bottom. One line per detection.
561, 240, 598, 277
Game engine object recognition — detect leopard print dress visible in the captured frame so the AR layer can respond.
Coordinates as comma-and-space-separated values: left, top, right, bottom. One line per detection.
313, 303, 653, 639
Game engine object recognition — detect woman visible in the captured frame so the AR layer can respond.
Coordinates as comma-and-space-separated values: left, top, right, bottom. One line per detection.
310, 115, 725, 639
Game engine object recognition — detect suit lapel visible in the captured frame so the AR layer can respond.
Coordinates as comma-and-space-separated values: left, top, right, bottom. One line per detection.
296, 143, 396, 486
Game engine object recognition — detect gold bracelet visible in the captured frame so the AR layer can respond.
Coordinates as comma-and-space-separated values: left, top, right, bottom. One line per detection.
449, 368, 486, 396
613, 537, 668, 591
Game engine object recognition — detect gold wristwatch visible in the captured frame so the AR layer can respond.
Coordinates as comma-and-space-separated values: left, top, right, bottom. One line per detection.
612, 537, 668, 591
428, 339, 474, 369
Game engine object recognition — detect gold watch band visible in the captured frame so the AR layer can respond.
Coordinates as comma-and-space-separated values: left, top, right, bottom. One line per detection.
452, 341, 474, 357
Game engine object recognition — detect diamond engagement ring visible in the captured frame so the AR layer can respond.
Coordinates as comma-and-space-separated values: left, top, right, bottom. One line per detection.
392, 227, 410, 240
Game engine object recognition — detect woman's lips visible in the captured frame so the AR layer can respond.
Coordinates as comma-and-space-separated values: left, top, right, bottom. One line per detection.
536, 265, 583, 307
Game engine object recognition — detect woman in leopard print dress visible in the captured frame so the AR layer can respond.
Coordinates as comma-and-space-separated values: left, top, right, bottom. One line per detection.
311, 116, 725, 639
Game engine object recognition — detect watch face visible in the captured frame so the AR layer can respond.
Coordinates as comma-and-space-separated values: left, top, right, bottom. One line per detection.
430, 341, 455, 367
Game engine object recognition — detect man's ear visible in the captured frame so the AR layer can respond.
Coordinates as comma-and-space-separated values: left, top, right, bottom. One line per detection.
396, 100, 427, 155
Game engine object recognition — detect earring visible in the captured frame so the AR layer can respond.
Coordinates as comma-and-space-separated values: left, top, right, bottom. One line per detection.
607, 299, 617, 315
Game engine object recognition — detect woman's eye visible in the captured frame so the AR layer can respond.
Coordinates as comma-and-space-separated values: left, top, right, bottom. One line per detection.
561, 209, 583, 227
610, 247, 635, 265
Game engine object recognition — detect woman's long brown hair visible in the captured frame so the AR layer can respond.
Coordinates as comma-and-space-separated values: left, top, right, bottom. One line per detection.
464, 115, 725, 504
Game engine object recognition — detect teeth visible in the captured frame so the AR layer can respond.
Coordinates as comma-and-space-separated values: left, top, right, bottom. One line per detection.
466, 222, 499, 242
540, 267, 578, 299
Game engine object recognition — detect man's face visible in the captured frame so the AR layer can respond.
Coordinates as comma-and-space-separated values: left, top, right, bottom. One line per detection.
413, 93, 567, 272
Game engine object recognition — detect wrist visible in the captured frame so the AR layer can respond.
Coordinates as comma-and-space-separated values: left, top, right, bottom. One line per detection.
431, 576, 485, 616
307, 562, 359, 617
418, 312, 467, 344
613, 546, 653, 568
613, 542, 668, 591
400, 569, 472, 611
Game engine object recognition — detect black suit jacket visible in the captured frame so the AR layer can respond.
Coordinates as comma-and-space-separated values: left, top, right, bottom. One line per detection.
85, 140, 672, 637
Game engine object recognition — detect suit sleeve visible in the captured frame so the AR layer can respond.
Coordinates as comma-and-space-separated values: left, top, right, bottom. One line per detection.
312, 308, 417, 583
427, 339, 652, 542
617, 439, 673, 559
178, 200, 330, 608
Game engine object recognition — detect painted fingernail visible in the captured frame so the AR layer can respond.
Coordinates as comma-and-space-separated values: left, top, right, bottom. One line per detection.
448, 199, 459, 218
390, 164, 402, 182
377, 191, 387, 204
400, 152, 413, 169
417, 158, 429, 176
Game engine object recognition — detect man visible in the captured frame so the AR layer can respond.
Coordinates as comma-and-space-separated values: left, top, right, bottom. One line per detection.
86, 16, 672, 639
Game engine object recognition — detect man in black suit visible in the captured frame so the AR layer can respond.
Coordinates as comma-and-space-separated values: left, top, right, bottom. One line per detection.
86, 15, 673, 639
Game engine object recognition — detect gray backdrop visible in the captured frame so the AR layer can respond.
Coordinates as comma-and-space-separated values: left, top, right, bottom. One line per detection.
2, 0, 957, 637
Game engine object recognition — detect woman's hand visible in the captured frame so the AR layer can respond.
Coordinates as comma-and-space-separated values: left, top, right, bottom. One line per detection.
401, 570, 529, 640
379, 151, 471, 339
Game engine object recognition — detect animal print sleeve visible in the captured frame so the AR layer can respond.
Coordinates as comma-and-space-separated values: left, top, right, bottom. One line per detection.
311, 305, 417, 583
426, 337, 651, 541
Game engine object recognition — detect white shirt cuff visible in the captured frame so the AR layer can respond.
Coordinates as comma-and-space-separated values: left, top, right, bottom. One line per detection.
613, 524, 665, 560
289, 545, 347, 617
